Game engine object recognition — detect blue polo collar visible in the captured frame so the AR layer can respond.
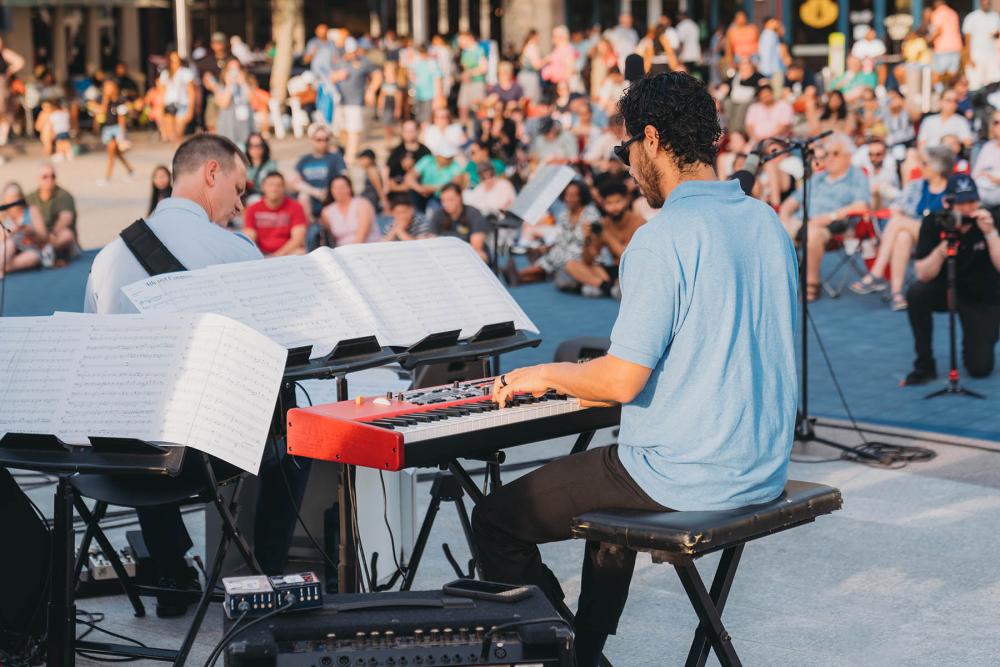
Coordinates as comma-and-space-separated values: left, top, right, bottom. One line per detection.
664, 178, 744, 207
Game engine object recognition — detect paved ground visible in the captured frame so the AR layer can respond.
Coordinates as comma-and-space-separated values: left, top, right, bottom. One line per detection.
4, 130, 1000, 665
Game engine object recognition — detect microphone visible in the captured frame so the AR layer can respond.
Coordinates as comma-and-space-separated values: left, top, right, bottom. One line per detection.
0, 198, 26, 212
729, 142, 767, 196
624, 54, 645, 83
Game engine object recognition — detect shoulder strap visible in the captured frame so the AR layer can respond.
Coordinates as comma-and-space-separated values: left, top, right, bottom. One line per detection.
119, 218, 188, 276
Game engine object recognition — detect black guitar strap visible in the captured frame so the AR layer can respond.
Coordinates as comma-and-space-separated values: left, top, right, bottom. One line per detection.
119, 218, 188, 275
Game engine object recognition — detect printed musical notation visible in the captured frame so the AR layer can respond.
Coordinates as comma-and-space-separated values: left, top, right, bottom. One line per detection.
122, 238, 538, 353
0, 314, 286, 474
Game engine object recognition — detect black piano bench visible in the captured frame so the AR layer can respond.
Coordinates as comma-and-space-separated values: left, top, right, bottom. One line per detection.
570, 480, 842, 667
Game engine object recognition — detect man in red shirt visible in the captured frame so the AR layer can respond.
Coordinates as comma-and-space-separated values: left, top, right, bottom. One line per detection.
243, 171, 307, 256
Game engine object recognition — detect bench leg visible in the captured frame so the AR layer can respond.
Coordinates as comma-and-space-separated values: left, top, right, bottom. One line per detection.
676, 544, 744, 667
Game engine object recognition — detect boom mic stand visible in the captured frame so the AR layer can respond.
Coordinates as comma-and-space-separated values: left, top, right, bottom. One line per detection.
924, 225, 985, 399
772, 132, 887, 462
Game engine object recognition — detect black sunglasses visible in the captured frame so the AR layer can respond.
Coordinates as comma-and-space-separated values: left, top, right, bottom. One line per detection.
613, 132, 644, 166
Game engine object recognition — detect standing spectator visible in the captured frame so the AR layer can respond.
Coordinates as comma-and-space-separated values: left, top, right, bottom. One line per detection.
320, 174, 380, 246
196, 32, 231, 131
850, 145, 954, 309
588, 38, 619, 99
518, 30, 544, 103
409, 45, 444, 126
465, 162, 516, 217
303, 23, 338, 125
720, 57, 764, 134
962, 0, 1000, 90
245, 133, 278, 197
972, 110, 1000, 207
851, 26, 887, 62
676, 11, 703, 77
430, 34, 455, 97
928, 0, 963, 82
744, 84, 793, 145
147, 165, 172, 216
42, 100, 73, 162
0, 36, 25, 147
757, 17, 787, 85
96, 80, 134, 186
917, 88, 973, 153
330, 41, 382, 165
214, 59, 255, 146
563, 180, 643, 297
725, 10, 760, 64
377, 59, 403, 143
158, 51, 196, 142
639, 25, 680, 75
429, 183, 490, 261
604, 14, 639, 71
541, 26, 578, 93
243, 172, 307, 256
290, 125, 347, 221
0, 183, 47, 276
229, 35, 255, 66
778, 133, 870, 301
27, 165, 77, 264
457, 32, 488, 126
852, 138, 901, 209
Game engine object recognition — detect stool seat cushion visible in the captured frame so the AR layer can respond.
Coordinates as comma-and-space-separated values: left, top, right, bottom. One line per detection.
571, 480, 842, 557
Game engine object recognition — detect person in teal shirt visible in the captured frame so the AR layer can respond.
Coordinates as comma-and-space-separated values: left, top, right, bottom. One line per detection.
472, 72, 798, 667
405, 145, 466, 212
409, 44, 442, 124
457, 32, 487, 125
463, 142, 506, 187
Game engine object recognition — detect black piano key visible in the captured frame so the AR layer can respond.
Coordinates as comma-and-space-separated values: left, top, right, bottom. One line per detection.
407, 414, 435, 423
368, 420, 396, 430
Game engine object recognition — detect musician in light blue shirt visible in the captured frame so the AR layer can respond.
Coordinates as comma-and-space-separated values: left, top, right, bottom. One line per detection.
472, 73, 798, 667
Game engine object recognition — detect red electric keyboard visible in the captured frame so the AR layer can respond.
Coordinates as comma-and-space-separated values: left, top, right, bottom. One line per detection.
286, 377, 621, 470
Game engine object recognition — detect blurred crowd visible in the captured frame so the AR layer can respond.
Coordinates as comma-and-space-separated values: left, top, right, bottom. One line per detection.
2, 1, 999, 380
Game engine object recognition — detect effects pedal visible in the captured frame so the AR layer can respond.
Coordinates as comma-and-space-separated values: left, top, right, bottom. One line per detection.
223, 571, 322, 619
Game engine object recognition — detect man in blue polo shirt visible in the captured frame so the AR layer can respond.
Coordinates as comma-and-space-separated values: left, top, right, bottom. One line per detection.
472, 73, 798, 667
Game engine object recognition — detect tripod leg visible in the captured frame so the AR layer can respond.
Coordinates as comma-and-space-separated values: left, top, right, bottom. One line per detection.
401, 495, 443, 591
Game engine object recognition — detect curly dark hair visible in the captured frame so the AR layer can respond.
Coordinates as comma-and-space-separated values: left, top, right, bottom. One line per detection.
617, 72, 722, 170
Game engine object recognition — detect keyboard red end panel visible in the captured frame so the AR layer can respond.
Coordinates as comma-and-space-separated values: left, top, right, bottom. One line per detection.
286, 405, 405, 470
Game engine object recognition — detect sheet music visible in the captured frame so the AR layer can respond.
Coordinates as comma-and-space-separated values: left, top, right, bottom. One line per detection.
0, 314, 285, 474
506, 164, 576, 225
335, 238, 538, 341
123, 239, 538, 350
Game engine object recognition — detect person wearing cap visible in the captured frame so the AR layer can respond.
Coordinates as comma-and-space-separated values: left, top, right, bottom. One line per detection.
903, 173, 1000, 385
405, 143, 466, 214
329, 38, 381, 167
196, 31, 231, 132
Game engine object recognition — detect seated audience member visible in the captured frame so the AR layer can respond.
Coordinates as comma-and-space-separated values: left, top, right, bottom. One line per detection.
595, 66, 627, 117
320, 174, 381, 246
485, 61, 524, 106
903, 174, 1000, 385
744, 84, 794, 145
464, 142, 506, 188
529, 118, 578, 167
0, 183, 48, 276
430, 183, 489, 261
852, 138, 900, 208
716, 130, 750, 181
386, 119, 431, 204
972, 110, 1000, 208
562, 181, 644, 298
852, 146, 954, 309
568, 95, 604, 152
148, 165, 173, 216
508, 180, 601, 285
357, 149, 387, 213
421, 107, 467, 157
830, 55, 876, 104
406, 144, 466, 211
814, 90, 854, 136
917, 89, 972, 153
242, 172, 307, 256
778, 133, 870, 301
465, 161, 516, 217
881, 88, 917, 161
245, 132, 279, 196
784, 59, 818, 118
26, 164, 77, 264
584, 119, 626, 175
290, 125, 347, 220
940, 134, 970, 174
383, 192, 433, 241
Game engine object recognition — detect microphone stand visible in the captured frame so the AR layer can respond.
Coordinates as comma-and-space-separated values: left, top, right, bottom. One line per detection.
777, 132, 886, 462
485, 210, 523, 277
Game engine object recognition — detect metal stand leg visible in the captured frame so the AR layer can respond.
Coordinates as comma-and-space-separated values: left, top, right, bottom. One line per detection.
72, 495, 145, 617
570, 431, 596, 455
47, 476, 76, 667
338, 463, 360, 593
171, 519, 231, 667
71, 500, 105, 587
675, 549, 743, 667
684, 545, 744, 667
400, 481, 445, 591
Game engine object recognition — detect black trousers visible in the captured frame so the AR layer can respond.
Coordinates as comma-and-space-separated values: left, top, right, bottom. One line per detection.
471, 445, 668, 635
136, 436, 312, 575
906, 280, 1000, 378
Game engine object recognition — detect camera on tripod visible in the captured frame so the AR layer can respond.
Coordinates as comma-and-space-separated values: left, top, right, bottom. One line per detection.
926, 210, 975, 238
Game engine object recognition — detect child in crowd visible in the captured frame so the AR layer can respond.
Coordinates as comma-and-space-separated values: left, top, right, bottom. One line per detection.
357, 149, 387, 214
